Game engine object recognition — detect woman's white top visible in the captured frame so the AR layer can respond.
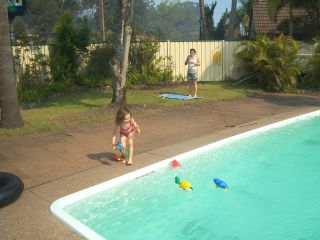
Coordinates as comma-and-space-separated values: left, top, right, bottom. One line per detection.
187, 55, 198, 72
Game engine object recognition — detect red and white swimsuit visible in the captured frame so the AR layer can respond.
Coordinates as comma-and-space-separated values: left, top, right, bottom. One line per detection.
120, 121, 134, 138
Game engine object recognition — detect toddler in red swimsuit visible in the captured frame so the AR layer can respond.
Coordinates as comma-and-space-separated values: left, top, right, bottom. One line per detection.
112, 107, 141, 165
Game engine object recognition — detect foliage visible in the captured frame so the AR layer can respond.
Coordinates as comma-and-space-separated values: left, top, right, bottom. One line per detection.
14, 46, 50, 88
80, 43, 115, 83
235, 34, 301, 92
11, 17, 28, 44
148, 1, 199, 40
50, 13, 90, 83
237, 0, 254, 38
298, 0, 320, 37
77, 0, 156, 40
267, 0, 320, 40
11, 0, 201, 43
132, 0, 156, 33
23, 0, 80, 43
25, 0, 60, 43
127, 35, 175, 86
17, 82, 70, 105
277, 16, 315, 40
12, 45, 65, 106
12, 45, 72, 105
215, 9, 229, 40
77, 75, 112, 88
205, 2, 217, 39
301, 37, 320, 89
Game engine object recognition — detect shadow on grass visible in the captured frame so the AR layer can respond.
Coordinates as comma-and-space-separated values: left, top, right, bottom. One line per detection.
41, 91, 113, 109
223, 79, 320, 107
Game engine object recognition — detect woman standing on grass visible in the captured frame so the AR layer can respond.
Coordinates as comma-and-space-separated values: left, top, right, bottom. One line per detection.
185, 48, 200, 97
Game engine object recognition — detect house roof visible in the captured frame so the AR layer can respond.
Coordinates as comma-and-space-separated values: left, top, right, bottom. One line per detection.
252, 0, 309, 35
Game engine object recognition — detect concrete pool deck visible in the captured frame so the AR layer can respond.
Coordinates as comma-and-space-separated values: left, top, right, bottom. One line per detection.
1, 92, 320, 239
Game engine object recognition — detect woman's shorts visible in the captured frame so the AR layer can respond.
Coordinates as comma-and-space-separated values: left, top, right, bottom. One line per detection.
187, 71, 198, 81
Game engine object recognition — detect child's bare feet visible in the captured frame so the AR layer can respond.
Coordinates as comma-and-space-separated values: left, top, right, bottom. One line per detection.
120, 155, 127, 164
126, 159, 133, 165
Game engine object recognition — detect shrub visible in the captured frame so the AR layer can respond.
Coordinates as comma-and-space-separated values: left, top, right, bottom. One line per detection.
127, 35, 175, 86
235, 34, 301, 92
17, 49, 50, 88
17, 82, 70, 105
78, 75, 112, 88
50, 13, 90, 83
301, 37, 320, 89
79, 43, 115, 87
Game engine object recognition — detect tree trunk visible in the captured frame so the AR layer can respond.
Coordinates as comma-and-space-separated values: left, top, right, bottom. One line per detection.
228, 0, 237, 40
318, 0, 320, 33
110, 0, 134, 106
199, 0, 208, 40
98, 0, 105, 42
288, 0, 293, 37
0, 0, 23, 128
206, 1, 217, 39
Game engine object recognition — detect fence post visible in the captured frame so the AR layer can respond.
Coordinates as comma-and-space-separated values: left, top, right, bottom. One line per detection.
222, 40, 224, 81
166, 40, 170, 74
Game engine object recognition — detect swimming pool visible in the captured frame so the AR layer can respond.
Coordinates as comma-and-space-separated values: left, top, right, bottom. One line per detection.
51, 110, 320, 240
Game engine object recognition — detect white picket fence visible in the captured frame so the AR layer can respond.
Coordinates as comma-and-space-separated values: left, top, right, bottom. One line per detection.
12, 41, 315, 82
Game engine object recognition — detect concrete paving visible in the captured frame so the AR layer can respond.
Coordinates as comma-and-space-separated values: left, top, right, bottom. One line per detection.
0, 92, 320, 240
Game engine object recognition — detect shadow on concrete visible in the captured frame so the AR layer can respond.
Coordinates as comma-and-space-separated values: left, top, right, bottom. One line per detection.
87, 152, 116, 165
252, 93, 320, 107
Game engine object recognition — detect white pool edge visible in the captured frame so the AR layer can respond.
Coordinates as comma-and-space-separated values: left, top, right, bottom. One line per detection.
50, 109, 320, 240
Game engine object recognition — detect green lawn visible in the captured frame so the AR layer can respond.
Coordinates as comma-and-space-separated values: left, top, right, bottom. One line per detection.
0, 82, 260, 136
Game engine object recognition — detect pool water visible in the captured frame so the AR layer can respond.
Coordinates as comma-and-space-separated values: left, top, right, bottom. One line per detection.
61, 113, 320, 240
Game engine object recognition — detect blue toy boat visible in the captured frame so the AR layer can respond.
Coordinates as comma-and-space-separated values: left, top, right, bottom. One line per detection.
213, 178, 229, 191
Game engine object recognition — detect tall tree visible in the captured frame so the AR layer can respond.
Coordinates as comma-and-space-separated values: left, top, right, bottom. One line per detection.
228, 0, 237, 40
11, 17, 28, 43
149, 1, 199, 40
205, 1, 217, 39
0, 0, 23, 128
26, 0, 59, 42
215, 8, 229, 39
110, 0, 134, 106
23, 0, 80, 43
294, 0, 320, 37
98, 0, 105, 41
199, 0, 208, 39
56, 0, 79, 12
50, 12, 90, 82
268, 0, 294, 37
239, 0, 254, 37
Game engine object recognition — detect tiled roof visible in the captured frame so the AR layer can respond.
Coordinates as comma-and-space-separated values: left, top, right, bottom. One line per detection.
252, 0, 309, 35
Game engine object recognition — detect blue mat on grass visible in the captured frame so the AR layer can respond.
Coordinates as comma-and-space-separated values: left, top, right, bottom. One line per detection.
159, 93, 202, 100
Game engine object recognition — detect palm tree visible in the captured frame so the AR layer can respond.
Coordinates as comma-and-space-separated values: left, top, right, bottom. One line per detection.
199, 0, 208, 39
205, 1, 217, 39
228, 0, 237, 40
268, 0, 294, 37
0, 0, 23, 128
235, 34, 301, 92
239, 0, 254, 37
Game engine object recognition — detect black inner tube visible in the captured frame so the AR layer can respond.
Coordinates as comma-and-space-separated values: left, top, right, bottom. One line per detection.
0, 172, 24, 208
